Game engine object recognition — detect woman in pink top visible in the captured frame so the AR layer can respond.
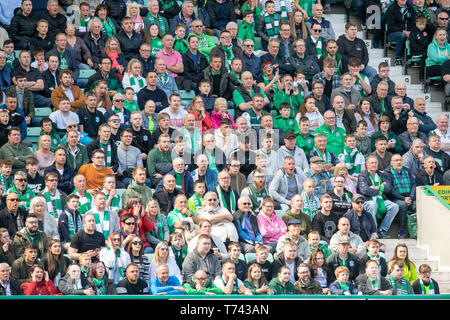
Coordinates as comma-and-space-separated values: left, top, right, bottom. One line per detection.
256, 198, 287, 253
210, 98, 236, 129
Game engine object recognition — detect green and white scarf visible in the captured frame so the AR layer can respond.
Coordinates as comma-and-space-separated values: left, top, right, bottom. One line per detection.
264, 13, 280, 37
129, 76, 145, 90
313, 146, 330, 163
216, 186, 236, 212
390, 166, 411, 195
107, 247, 125, 279
7, 185, 35, 211
419, 278, 435, 295
0, 174, 12, 193
368, 276, 380, 290
222, 45, 235, 72
150, 215, 165, 241
71, 188, 93, 215
301, 191, 319, 221
312, 35, 323, 59
389, 274, 409, 295
341, 146, 363, 175
338, 281, 350, 293
193, 193, 203, 209
221, 276, 239, 294
92, 209, 111, 240
368, 172, 387, 219
107, 193, 121, 214
146, 14, 166, 35
92, 276, 107, 295
44, 187, 63, 219
66, 210, 83, 238
278, 0, 289, 21
99, 141, 112, 168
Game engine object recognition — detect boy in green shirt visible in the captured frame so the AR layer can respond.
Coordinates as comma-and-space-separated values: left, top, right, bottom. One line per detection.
0, 159, 13, 193
296, 116, 315, 155
273, 103, 301, 134
174, 24, 189, 55
188, 180, 206, 213
238, 10, 260, 50
40, 117, 62, 152
123, 87, 140, 112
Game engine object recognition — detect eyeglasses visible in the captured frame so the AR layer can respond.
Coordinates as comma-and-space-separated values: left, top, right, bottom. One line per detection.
193, 25, 204, 28
125, 222, 135, 226
133, 200, 142, 205
355, 201, 364, 205
160, 247, 169, 251
114, 99, 124, 103
132, 241, 142, 245
67, 124, 77, 128
47, 179, 58, 182
112, 238, 121, 242
313, 29, 322, 32
242, 202, 251, 205
195, 277, 207, 281
110, 119, 120, 123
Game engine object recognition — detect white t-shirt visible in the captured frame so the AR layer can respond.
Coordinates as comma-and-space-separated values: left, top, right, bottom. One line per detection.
160, 106, 187, 129
286, 261, 296, 284
49, 110, 80, 130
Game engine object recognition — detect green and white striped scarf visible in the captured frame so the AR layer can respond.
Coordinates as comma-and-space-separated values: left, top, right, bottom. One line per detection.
150, 214, 165, 241
44, 187, 63, 219
368, 172, 387, 219
264, 13, 280, 37
389, 274, 409, 295
193, 193, 203, 209
129, 76, 145, 90
99, 141, 112, 168
313, 146, 330, 163
72, 188, 93, 215
312, 35, 323, 59
66, 210, 83, 238
216, 186, 236, 212
107, 193, 121, 214
92, 276, 107, 295
301, 191, 319, 221
7, 185, 35, 211
146, 14, 166, 35
342, 146, 363, 175
278, 0, 289, 21
222, 45, 235, 72
107, 247, 125, 279
368, 276, 380, 290
419, 278, 435, 295
91, 209, 111, 240
0, 174, 13, 193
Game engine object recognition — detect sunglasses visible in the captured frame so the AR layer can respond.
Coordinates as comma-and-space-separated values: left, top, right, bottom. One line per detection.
313, 29, 322, 32
133, 200, 142, 205
160, 247, 169, 251
112, 238, 121, 242
242, 202, 251, 205
15, 179, 26, 182
114, 99, 125, 102
439, 17, 449, 20
125, 222, 135, 226
110, 119, 120, 123
355, 201, 364, 205
67, 124, 77, 128
132, 241, 142, 245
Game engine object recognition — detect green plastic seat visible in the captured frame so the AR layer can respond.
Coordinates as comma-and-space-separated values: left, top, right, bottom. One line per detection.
254, 37, 262, 50
26, 127, 41, 143
34, 107, 53, 118
211, 36, 219, 45
245, 252, 256, 263
116, 188, 127, 197
79, 69, 96, 79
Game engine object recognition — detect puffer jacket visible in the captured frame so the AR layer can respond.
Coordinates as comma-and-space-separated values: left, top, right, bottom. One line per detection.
9, 8, 35, 44
104, 0, 127, 24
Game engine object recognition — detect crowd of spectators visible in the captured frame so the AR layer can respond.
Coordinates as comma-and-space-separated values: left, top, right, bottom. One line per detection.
0, 0, 448, 296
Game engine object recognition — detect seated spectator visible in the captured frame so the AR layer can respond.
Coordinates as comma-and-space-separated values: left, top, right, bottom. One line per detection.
167, 194, 201, 242
33, 135, 54, 177
256, 198, 287, 253
329, 266, 362, 295
28, 196, 59, 242
311, 194, 339, 243
87, 260, 117, 295
425, 133, 450, 173
92, 81, 113, 114
388, 243, 418, 284
82, 18, 108, 70
13, 213, 48, 261
358, 239, 388, 278
330, 74, 361, 111
294, 262, 323, 295
122, 60, 147, 101
21, 264, 60, 296
304, 156, 332, 199
354, 98, 379, 138
326, 236, 360, 284
35, 173, 67, 223
314, 110, 346, 156
76, 93, 105, 141
43, 148, 76, 195
104, 93, 131, 129
313, 57, 341, 100
387, 261, 415, 295
370, 62, 396, 96
9, 0, 34, 50
116, 130, 143, 187
68, 213, 106, 262
242, 263, 274, 295
58, 194, 83, 251
149, 263, 185, 295
59, 129, 89, 176
402, 138, 426, 179
86, 56, 123, 95
337, 135, 365, 185
226, 242, 248, 281
0, 262, 23, 295
11, 243, 38, 285
5, 73, 34, 127
87, 123, 119, 172
71, 174, 93, 216
343, 194, 378, 242
40, 239, 68, 288
1, 95, 27, 144
416, 155, 444, 186
288, 39, 320, 83
58, 263, 95, 296
232, 196, 264, 254
369, 81, 391, 116
326, 175, 353, 217
281, 193, 313, 238
116, 263, 149, 295
256, 61, 280, 105
269, 266, 296, 294
307, 247, 330, 294
370, 135, 393, 171
23, 158, 44, 196
425, 27, 450, 79
214, 258, 251, 295
7, 171, 36, 212
329, 217, 365, 257
98, 232, 131, 286
49, 97, 80, 134
65, 23, 93, 75
371, 115, 403, 155
77, 150, 114, 191
412, 264, 440, 295
155, 157, 194, 198
276, 219, 310, 262
85, 191, 120, 240
182, 268, 222, 295
355, 120, 372, 157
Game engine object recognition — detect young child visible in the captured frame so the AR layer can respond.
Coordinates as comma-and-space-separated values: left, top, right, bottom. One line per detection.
296, 116, 315, 155
355, 120, 372, 157
307, 231, 331, 259
359, 239, 388, 277
40, 117, 62, 152
412, 264, 440, 295
238, 10, 259, 49
78, 252, 92, 279
211, 98, 236, 129
198, 79, 215, 114
409, 15, 429, 81
173, 24, 189, 55
348, 57, 371, 98
123, 87, 140, 112
301, 178, 320, 221
0, 159, 13, 193
247, 243, 274, 282
188, 180, 206, 213
259, 0, 284, 49
2, 40, 15, 70
30, 47, 48, 72
25, 157, 45, 194
329, 266, 363, 295
273, 103, 301, 134
170, 232, 188, 271
227, 242, 248, 281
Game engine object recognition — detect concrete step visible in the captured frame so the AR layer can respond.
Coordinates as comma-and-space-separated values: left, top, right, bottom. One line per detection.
432, 271, 450, 282
438, 281, 450, 293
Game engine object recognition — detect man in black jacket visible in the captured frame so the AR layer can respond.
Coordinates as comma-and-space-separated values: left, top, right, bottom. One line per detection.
182, 35, 209, 92
152, 174, 183, 216
41, 54, 60, 98
9, 1, 35, 50
386, 0, 415, 65
0, 193, 28, 238
39, 0, 67, 38
271, 241, 302, 282
260, 38, 295, 76
210, 30, 245, 73
206, 0, 236, 36
87, 124, 119, 173
86, 57, 123, 94
326, 236, 360, 283
136, 43, 155, 78
83, 18, 108, 69
117, 16, 144, 62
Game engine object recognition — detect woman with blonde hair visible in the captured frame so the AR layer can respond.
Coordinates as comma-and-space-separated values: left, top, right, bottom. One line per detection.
330, 163, 357, 194
122, 58, 147, 98
34, 134, 54, 177
29, 196, 60, 241
289, 9, 309, 40
146, 198, 170, 248
295, 95, 323, 133
104, 37, 126, 79
210, 98, 236, 129
149, 240, 182, 283
126, 1, 145, 33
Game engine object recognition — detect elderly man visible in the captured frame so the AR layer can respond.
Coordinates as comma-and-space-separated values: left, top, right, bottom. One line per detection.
369, 81, 391, 115
83, 18, 108, 69
171, 1, 195, 35
214, 170, 240, 214
329, 217, 366, 257
196, 133, 228, 174
384, 95, 410, 136
305, 156, 333, 198
0, 262, 23, 295
242, 39, 262, 80
144, 0, 170, 35
60, 130, 89, 173
332, 94, 357, 134
411, 98, 437, 136
190, 154, 218, 192
136, 43, 155, 78
156, 34, 184, 79
306, 4, 335, 43
357, 155, 399, 238
433, 114, 450, 156
150, 264, 185, 295
0, 127, 33, 173
330, 73, 361, 110
343, 194, 378, 242
269, 156, 307, 210
276, 219, 310, 262
309, 134, 339, 174
0, 192, 28, 238
314, 110, 346, 156
278, 131, 309, 173
104, 93, 131, 129
182, 269, 223, 295
402, 138, 426, 179
260, 38, 295, 76
390, 82, 414, 110
383, 154, 416, 239
71, 174, 92, 216
399, 117, 429, 151
232, 196, 264, 253
152, 174, 183, 216
156, 157, 194, 198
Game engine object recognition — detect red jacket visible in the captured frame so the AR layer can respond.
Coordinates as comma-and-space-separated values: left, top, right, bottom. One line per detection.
189, 110, 215, 133
120, 209, 154, 248
21, 280, 62, 296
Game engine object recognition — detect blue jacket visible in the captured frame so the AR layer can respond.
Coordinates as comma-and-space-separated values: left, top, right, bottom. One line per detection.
170, 12, 196, 35
156, 170, 194, 198
104, 108, 131, 130
190, 168, 218, 192
0, 66, 12, 92
343, 209, 377, 241
149, 276, 185, 295
232, 210, 263, 245
357, 170, 393, 200
243, 52, 262, 81
329, 280, 360, 295
412, 108, 437, 135
46, 48, 80, 81
382, 166, 417, 201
